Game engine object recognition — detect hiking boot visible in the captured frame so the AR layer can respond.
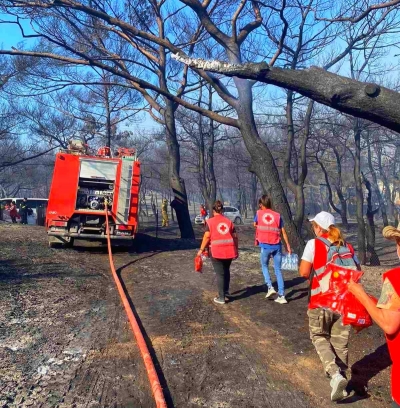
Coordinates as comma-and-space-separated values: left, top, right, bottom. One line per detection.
265, 287, 277, 298
274, 295, 288, 304
213, 297, 226, 305
330, 373, 348, 402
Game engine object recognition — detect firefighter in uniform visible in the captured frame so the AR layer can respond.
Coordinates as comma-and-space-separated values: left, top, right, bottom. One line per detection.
20, 197, 29, 225
197, 200, 238, 305
161, 198, 169, 227
254, 195, 291, 304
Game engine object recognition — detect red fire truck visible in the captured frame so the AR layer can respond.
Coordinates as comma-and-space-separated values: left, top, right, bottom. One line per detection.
46, 142, 140, 248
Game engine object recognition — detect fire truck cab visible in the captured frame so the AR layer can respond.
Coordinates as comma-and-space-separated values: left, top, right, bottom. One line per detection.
46, 142, 140, 248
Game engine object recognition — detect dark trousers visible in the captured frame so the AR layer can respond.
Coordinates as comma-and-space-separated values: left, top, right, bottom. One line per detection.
21, 211, 28, 224
211, 258, 232, 299
11, 216, 17, 224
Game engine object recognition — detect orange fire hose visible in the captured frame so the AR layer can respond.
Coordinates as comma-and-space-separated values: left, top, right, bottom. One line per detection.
105, 209, 167, 408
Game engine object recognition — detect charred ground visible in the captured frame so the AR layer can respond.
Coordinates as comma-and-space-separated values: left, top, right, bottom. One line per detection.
0, 221, 395, 407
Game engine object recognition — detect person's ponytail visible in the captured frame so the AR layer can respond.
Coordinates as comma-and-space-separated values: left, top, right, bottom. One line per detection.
328, 225, 345, 247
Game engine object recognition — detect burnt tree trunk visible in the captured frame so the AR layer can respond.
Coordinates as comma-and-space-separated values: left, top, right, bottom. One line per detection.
366, 135, 388, 226
336, 188, 349, 227
354, 120, 367, 264
164, 102, 195, 239
363, 175, 380, 266
250, 173, 259, 217
198, 87, 217, 217
234, 79, 304, 253
316, 153, 348, 226
376, 144, 396, 224
284, 93, 313, 233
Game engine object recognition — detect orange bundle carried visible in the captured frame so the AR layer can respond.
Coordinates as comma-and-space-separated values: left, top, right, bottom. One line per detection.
329, 265, 363, 294
194, 255, 203, 273
341, 293, 377, 330
312, 264, 363, 311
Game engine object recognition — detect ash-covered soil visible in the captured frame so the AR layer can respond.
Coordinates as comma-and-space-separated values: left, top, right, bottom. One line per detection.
0, 221, 396, 407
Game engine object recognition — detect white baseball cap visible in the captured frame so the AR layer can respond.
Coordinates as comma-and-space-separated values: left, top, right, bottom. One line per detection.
309, 211, 335, 230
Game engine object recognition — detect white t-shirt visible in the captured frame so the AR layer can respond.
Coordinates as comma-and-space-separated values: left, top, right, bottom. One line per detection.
301, 238, 360, 265
301, 239, 316, 263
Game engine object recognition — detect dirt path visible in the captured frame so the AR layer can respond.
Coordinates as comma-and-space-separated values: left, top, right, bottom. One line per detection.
0, 222, 395, 407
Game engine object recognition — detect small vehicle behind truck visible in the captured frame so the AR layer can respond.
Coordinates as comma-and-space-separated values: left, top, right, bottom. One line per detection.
46, 142, 140, 248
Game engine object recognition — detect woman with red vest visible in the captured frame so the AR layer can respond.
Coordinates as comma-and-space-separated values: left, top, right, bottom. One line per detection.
347, 226, 400, 408
200, 204, 208, 224
254, 195, 291, 304
197, 200, 238, 305
299, 211, 359, 402
9, 201, 18, 224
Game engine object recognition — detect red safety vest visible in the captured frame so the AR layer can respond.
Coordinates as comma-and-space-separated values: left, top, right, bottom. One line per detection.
256, 209, 281, 245
207, 214, 238, 259
9, 205, 18, 218
382, 267, 400, 404
308, 235, 356, 309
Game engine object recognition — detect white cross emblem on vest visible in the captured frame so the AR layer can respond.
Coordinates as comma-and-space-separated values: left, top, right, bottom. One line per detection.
262, 213, 275, 225
217, 222, 229, 235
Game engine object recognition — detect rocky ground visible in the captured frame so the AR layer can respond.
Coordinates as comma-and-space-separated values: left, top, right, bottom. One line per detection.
0, 220, 396, 407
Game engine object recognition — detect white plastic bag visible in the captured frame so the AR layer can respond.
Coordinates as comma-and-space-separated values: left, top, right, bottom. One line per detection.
281, 253, 299, 271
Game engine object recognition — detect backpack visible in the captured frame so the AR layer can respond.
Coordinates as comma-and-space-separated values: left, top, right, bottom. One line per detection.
308, 237, 359, 304
318, 237, 358, 270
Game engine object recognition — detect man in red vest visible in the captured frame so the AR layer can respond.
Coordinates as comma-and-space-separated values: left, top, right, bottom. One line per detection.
348, 226, 400, 408
254, 195, 291, 304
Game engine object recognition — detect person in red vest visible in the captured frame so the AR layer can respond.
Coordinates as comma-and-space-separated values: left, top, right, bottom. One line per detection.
299, 211, 359, 402
197, 200, 238, 305
200, 204, 208, 225
9, 201, 19, 224
347, 226, 400, 408
254, 195, 291, 304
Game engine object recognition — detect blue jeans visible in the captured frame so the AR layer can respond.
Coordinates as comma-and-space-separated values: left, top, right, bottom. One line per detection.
260, 246, 284, 296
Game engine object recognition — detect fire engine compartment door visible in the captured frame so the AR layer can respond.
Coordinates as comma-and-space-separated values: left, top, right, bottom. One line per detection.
79, 159, 118, 181
116, 159, 133, 224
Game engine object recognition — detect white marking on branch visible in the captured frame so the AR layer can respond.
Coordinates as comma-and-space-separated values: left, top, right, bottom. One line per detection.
172, 54, 243, 71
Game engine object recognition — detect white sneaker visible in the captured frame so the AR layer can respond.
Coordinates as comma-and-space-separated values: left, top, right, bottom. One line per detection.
330, 373, 348, 402
265, 287, 277, 298
274, 296, 288, 304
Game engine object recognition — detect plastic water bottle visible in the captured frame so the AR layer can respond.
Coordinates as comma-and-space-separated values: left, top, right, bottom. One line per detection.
282, 253, 298, 271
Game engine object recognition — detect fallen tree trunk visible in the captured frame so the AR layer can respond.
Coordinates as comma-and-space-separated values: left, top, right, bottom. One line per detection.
172, 55, 400, 134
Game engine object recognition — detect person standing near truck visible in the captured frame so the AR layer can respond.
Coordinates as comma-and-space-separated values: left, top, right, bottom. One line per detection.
161, 198, 169, 227
254, 195, 291, 304
20, 197, 28, 225
9, 201, 18, 224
